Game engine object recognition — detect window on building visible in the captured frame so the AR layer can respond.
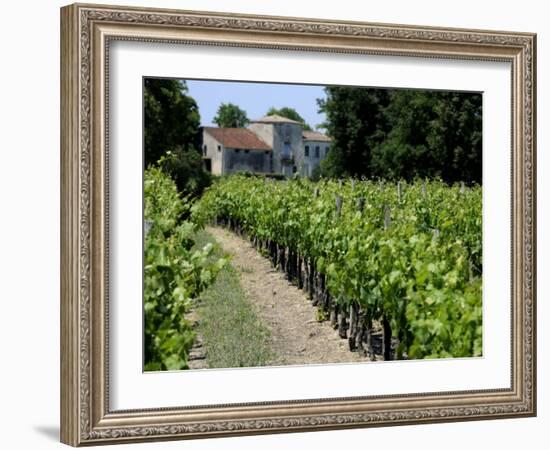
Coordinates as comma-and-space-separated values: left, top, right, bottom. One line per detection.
217, 144, 221, 152
245, 149, 250, 154
304, 145, 310, 157
235, 149, 240, 153
315, 145, 320, 158
325, 145, 330, 157
203, 145, 207, 156
293, 165, 297, 173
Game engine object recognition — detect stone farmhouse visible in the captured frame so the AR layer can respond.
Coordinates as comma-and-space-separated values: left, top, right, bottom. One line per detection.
201, 114, 331, 177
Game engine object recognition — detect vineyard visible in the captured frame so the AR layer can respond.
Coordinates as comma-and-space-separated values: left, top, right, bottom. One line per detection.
143, 167, 226, 371
193, 175, 482, 361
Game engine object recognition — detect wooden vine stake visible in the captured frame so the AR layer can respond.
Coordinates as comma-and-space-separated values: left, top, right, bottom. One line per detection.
335, 195, 343, 216
335, 194, 347, 339
382, 205, 392, 360
348, 303, 357, 351
144, 219, 153, 236
338, 308, 348, 339
307, 181, 319, 303
357, 197, 365, 212
384, 206, 391, 230
355, 313, 367, 357
382, 316, 392, 360
350, 197, 366, 351
397, 181, 402, 203
330, 303, 339, 329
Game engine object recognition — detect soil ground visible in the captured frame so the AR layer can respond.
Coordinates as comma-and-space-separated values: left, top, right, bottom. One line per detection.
202, 226, 365, 367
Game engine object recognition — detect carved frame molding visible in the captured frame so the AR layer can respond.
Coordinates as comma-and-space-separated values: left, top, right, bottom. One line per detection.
61, 3, 536, 446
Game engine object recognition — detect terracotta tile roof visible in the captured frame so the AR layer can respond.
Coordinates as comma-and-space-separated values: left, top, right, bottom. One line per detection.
251, 114, 302, 125
204, 127, 272, 151
303, 130, 331, 142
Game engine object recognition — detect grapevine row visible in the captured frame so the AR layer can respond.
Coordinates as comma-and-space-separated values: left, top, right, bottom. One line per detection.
144, 166, 225, 371
193, 175, 482, 360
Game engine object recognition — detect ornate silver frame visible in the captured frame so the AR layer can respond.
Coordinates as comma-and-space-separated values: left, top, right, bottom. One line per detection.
60, 3, 536, 446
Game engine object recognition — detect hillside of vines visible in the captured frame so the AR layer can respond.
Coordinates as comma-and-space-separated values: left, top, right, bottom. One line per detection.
193, 175, 482, 360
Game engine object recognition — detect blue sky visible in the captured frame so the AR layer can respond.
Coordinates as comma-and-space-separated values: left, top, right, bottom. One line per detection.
185, 79, 327, 130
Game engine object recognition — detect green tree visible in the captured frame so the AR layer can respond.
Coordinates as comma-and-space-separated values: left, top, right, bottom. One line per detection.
317, 87, 482, 183
144, 78, 201, 168
160, 149, 212, 200
266, 106, 312, 130
144, 78, 211, 197
213, 103, 249, 128
370, 90, 482, 183
317, 87, 389, 178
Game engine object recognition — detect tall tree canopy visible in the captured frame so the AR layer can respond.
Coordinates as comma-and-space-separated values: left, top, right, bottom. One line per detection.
144, 78, 201, 167
213, 103, 249, 128
371, 90, 482, 183
266, 106, 312, 130
144, 78, 210, 197
317, 87, 390, 178
317, 87, 482, 184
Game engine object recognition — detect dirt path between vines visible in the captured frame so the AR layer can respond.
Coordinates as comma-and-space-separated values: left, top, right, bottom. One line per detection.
205, 226, 364, 367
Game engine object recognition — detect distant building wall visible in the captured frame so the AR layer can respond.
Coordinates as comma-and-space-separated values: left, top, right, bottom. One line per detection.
247, 122, 277, 171
273, 123, 303, 176
223, 148, 271, 174
202, 131, 224, 175
247, 122, 275, 148
203, 122, 330, 178
301, 140, 330, 177
249, 122, 303, 176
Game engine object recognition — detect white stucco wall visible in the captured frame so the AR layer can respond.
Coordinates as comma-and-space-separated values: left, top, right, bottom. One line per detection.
224, 148, 272, 174
206, 124, 329, 177
274, 123, 303, 175
249, 121, 303, 176
202, 131, 224, 175
301, 140, 331, 176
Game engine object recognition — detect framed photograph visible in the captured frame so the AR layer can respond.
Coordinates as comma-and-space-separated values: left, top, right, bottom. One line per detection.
60, 3, 537, 446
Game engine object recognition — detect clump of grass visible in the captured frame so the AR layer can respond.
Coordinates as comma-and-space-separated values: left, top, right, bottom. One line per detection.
193, 230, 275, 368
315, 307, 329, 322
